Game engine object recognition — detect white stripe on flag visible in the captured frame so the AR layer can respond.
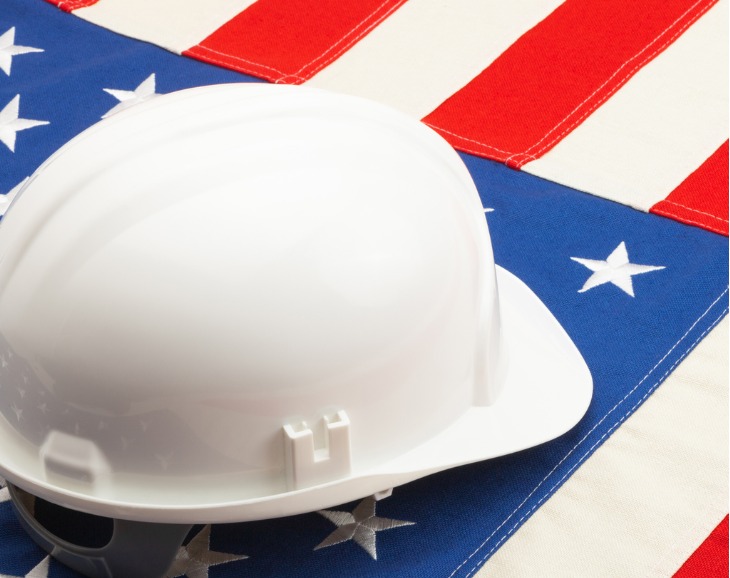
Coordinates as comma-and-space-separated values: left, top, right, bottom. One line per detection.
74, 0, 259, 53
522, 0, 728, 212
474, 317, 728, 578
305, 0, 565, 118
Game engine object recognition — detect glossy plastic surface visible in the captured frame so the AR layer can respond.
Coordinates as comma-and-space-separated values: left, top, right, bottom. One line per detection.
0, 84, 592, 522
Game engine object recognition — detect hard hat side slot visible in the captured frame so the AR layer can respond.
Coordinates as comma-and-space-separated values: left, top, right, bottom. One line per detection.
39, 430, 111, 490
283, 410, 352, 491
18, 486, 114, 548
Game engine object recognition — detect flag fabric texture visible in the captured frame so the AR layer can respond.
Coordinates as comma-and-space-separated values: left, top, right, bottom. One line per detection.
0, 1, 727, 577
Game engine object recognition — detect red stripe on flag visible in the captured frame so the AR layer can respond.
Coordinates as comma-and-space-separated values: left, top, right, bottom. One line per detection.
423, 0, 718, 168
651, 141, 729, 236
673, 515, 729, 578
45, 0, 100, 12
184, 0, 407, 84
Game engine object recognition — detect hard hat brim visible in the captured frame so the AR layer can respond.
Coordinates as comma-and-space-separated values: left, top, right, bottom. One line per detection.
172, 264, 592, 522
0, 265, 592, 523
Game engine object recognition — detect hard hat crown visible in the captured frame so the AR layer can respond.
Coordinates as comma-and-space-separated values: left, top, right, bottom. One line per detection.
0, 85, 505, 519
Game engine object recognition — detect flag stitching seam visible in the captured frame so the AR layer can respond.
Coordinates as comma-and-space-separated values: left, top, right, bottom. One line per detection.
56, 0, 94, 11
188, 0, 407, 84
421, 123, 518, 157
463, 306, 728, 578
657, 200, 728, 223
506, 0, 716, 167
651, 207, 728, 235
423, 0, 715, 167
447, 286, 729, 577
186, 45, 294, 80
282, 0, 406, 81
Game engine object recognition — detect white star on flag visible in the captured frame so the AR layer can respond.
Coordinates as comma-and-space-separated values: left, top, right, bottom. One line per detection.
0, 95, 49, 153
315, 496, 414, 560
0, 28, 43, 76
165, 525, 247, 578
0, 556, 50, 578
571, 241, 665, 297
102, 73, 158, 118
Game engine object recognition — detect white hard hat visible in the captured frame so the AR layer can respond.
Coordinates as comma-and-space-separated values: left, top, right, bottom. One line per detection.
0, 84, 591, 577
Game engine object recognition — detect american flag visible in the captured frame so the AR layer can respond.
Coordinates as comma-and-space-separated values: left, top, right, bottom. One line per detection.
0, 1, 727, 577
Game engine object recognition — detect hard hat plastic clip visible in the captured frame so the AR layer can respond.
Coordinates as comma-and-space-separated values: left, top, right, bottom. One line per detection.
283, 410, 352, 490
